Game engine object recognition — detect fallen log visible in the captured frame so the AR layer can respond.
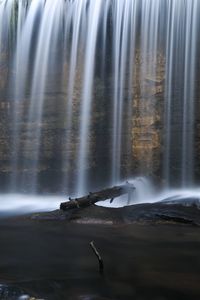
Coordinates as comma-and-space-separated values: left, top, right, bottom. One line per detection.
60, 183, 135, 211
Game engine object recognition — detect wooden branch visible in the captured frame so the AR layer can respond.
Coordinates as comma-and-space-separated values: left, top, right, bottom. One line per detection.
60, 183, 135, 211
155, 214, 196, 225
90, 241, 104, 274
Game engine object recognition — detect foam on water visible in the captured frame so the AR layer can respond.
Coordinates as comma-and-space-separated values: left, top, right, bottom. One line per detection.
149, 188, 200, 205
0, 194, 65, 217
0, 181, 200, 216
97, 177, 200, 208
97, 177, 155, 208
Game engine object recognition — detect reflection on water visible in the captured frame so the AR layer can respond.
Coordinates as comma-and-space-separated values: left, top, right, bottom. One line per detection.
0, 221, 199, 300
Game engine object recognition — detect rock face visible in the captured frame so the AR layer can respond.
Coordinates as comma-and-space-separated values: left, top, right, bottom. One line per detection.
30, 201, 200, 226
0, 52, 7, 92
2, 0, 200, 193
0, 52, 12, 190
0, 48, 166, 193
0, 44, 200, 193
131, 53, 165, 179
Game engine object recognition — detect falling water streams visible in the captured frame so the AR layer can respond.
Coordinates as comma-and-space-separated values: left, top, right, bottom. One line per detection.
76, 0, 102, 195
10, 0, 43, 190
164, 0, 198, 187
181, 0, 198, 186
62, 0, 86, 193
0, 0, 200, 213
112, 0, 135, 184
139, 0, 160, 174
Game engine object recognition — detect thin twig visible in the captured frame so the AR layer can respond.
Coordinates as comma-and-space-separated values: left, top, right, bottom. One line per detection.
90, 241, 104, 274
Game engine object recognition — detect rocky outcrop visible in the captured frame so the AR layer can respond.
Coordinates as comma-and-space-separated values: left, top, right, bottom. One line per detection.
131, 52, 165, 178
0, 52, 8, 93
0, 50, 166, 193
30, 200, 200, 226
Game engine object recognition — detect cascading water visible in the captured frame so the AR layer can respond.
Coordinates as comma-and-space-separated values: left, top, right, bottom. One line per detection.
22, 0, 65, 191
0, 0, 200, 204
139, 0, 161, 174
76, 0, 102, 195
10, 0, 43, 191
111, 0, 139, 184
164, 0, 199, 187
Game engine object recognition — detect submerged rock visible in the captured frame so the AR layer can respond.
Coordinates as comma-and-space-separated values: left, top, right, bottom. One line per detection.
161, 195, 200, 207
29, 201, 200, 227
0, 284, 45, 300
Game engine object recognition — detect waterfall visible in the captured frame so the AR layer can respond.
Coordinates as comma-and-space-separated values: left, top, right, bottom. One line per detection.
0, 0, 199, 195
10, 0, 43, 191
76, 0, 102, 195
22, 0, 65, 192
111, 0, 136, 184
139, 0, 161, 174
62, 0, 86, 193
164, 0, 199, 187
